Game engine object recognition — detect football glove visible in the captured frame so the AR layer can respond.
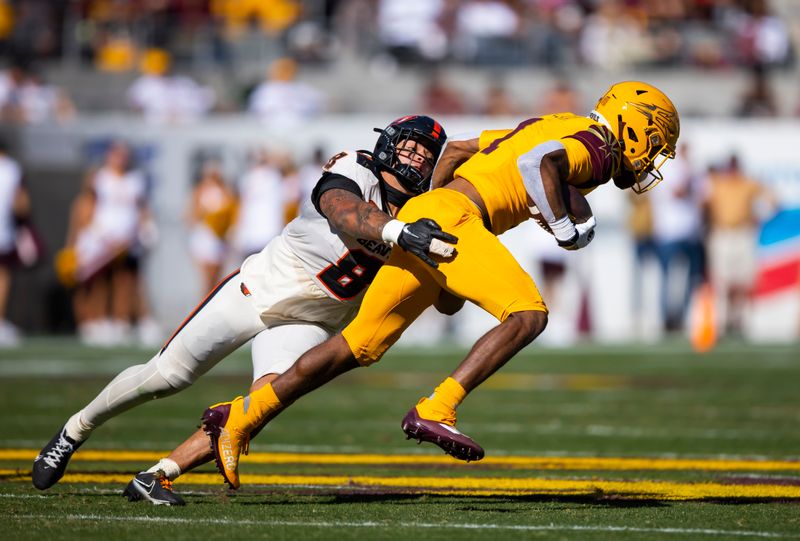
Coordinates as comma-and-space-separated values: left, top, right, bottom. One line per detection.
383, 218, 458, 268
556, 216, 596, 251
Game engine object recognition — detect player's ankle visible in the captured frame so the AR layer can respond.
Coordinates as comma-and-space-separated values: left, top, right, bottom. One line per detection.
64, 412, 93, 443
241, 384, 283, 429
415, 396, 457, 426
146, 458, 181, 481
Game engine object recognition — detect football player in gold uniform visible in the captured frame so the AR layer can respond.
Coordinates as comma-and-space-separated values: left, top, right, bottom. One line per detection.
202, 81, 681, 489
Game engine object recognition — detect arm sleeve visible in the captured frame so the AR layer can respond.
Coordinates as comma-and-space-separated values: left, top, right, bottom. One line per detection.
311, 172, 364, 217
516, 140, 566, 223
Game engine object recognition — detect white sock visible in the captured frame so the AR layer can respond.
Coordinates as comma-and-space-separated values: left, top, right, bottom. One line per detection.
146, 458, 182, 481
63, 411, 95, 443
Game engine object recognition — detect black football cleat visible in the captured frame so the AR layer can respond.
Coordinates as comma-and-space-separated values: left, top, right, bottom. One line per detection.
123, 471, 186, 506
401, 407, 485, 462
32, 426, 83, 490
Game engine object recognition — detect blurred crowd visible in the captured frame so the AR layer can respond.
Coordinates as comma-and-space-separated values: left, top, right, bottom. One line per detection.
44, 139, 309, 347
0, 0, 797, 124
0, 132, 781, 347
0, 0, 794, 347
627, 145, 777, 342
1, 0, 793, 69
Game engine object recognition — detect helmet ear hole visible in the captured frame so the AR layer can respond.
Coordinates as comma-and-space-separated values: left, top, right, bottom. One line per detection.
626, 127, 638, 143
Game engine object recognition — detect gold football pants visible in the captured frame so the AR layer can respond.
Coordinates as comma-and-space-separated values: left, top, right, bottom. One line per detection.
342, 188, 548, 365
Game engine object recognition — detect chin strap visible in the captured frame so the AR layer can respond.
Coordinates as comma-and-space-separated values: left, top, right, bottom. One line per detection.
383, 182, 412, 210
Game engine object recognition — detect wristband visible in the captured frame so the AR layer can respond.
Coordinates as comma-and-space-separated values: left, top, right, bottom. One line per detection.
381, 219, 406, 244
548, 215, 577, 242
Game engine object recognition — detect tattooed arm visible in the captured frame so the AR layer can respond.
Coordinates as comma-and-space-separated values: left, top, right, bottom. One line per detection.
318, 188, 391, 241
318, 187, 457, 269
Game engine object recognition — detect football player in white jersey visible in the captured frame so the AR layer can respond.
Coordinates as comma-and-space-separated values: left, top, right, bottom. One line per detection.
32, 116, 456, 505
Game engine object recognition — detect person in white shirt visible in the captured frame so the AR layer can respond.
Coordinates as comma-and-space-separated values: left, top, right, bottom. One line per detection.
247, 57, 326, 123
127, 50, 215, 124
69, 142, 155, 344
649, 143, 705, 332
0, 144, 28, 345
230, 148, 293, 263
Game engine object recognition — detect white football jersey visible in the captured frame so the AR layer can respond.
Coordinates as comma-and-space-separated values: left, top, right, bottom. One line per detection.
242, 150, 393, 308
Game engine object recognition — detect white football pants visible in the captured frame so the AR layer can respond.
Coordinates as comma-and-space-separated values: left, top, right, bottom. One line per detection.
73, 268, 336, 437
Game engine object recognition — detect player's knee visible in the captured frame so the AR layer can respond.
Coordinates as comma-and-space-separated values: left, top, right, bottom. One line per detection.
342, 330, 389, 366
155, 347, 200, 391
508, 310, 548, 347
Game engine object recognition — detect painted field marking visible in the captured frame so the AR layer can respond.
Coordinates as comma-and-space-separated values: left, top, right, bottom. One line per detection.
2, 449, 799, 471
8, 514, 797, 539
3, 469, 800, 501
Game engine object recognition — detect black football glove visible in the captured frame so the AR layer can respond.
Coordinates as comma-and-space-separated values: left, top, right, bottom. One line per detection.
397, 218, 458, 268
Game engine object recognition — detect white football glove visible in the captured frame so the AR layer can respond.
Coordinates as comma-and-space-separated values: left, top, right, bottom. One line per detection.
561, 216, 597, 250
558, 216, 596, 251
574, 216, 596, 248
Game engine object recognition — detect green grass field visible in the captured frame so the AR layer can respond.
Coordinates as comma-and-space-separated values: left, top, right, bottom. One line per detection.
2, 338, 800, 540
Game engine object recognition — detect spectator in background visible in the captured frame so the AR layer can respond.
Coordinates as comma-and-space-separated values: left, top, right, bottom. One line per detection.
376, 0, 448, 64
649, 143, 705, 332
273, 150, 302, 224
230, 147, 294, 263
736, 66, 779, 117
214, 0, 302, 37
15, 70, 75, 124
733, 0, 792, 69
627, 190, 658, 339
454, 0, 523, 65
704, 153, 778, 337
4, 0, 61, 60
0, 143, 28, 345
0, 62, 75, 124
61, 142, 156, 345
0, 1, 12, 55
534, 78, 582, 115
480, 81, 518, 116
579, 0, 650, 69
0, 61, 27, 121
247, 57, 326, 123
296, 145, 327, 204
419, 71, 467, 116
188, 160, 237, 296
127, 49, 215, 124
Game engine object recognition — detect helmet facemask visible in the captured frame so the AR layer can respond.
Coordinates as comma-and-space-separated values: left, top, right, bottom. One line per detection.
626, 127, 677, 194
373, 116, 446, 195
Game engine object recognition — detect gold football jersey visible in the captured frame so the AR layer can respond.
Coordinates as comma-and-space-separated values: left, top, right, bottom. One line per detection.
454, 113, 622, 234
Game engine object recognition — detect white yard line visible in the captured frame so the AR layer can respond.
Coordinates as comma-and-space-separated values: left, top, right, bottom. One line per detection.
8, 514, 796, 539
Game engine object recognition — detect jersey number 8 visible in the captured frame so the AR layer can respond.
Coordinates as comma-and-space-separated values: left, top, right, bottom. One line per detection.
317, 249, 384, 300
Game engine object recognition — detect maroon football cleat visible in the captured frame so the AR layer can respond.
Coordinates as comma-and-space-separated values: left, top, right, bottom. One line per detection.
401, 407, 484, 462
202, 400, 249, 490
